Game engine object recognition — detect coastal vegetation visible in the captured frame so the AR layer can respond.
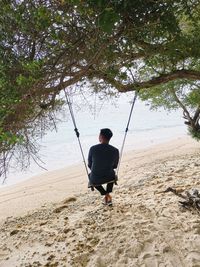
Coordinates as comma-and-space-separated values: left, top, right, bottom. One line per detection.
0, 0, 200, 175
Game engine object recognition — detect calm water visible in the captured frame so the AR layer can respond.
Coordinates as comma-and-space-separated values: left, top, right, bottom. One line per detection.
1, 92, 186, 186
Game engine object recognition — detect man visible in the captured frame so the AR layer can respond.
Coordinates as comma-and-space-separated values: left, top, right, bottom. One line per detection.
88, 128, 119, 206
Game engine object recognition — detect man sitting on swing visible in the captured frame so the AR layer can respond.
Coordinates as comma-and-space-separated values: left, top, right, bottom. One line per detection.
88, 128, 119, 206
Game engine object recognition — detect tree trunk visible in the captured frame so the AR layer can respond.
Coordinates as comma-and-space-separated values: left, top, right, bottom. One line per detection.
185, 108, 200, 140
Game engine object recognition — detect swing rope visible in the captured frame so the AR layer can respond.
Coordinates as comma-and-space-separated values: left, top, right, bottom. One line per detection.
64, 90, 89, 178
65, 89, 139, 187
116, 90, 139, 176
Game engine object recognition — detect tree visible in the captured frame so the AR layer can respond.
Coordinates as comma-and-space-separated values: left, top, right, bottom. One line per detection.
139, 81, 200, 140
0, 0, 200, 176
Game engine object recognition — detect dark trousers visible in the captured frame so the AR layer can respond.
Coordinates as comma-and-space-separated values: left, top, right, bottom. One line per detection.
95, 182, 114, 195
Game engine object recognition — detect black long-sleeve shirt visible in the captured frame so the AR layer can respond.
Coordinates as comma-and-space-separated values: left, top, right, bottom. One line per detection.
88, 143, 119, 185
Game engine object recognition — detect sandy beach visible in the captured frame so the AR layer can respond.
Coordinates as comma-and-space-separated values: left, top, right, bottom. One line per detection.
0, 136, 200, 267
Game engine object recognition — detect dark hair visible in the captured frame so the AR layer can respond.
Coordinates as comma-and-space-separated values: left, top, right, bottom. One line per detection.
100, 128, 113, 141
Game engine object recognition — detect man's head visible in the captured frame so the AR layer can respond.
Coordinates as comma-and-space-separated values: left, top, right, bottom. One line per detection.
99, 128, 113, 143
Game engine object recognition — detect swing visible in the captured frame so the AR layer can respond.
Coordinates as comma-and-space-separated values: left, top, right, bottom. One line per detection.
64, 89, 139, 190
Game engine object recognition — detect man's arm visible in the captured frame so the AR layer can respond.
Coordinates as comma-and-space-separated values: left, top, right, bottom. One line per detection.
113, 149, 119, 169
88, 147, 93, 169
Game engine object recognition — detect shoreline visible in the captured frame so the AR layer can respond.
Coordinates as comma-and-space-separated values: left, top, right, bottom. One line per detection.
0, 132, 188, 189
2, 126, 186, 188
0, 136, 199, 221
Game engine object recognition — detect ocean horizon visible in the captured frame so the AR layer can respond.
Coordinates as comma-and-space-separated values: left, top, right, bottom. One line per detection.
1, 92, 186, 187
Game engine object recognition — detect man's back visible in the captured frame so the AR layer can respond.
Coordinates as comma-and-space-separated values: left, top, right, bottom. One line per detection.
88, 143, 119, 185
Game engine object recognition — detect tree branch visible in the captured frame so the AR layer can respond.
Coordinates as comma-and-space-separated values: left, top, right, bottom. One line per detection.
89, 69, 200, 92
193, 106, 200, 125
170, 87, 192, 122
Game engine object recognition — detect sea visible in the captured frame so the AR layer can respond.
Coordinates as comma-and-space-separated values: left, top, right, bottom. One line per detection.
0, 92, 187, 187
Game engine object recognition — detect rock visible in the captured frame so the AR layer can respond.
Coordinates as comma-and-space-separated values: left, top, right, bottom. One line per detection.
10, 229, 20, 236
40, 221, 48, 226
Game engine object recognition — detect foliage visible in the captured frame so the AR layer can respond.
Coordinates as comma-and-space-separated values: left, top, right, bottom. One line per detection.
0, 0, 200, 176
188, 127, 200, 142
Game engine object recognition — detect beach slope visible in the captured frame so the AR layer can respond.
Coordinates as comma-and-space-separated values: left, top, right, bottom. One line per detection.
0, 137, 200, 267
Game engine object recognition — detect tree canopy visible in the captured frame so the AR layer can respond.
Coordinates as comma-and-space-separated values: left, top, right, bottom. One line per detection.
0, 0, 200, 177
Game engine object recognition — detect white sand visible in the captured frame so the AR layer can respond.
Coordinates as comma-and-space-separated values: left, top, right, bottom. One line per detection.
0, 136, 200, 266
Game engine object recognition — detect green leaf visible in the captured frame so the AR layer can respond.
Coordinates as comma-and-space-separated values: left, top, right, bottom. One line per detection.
98, 8, 120, 33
